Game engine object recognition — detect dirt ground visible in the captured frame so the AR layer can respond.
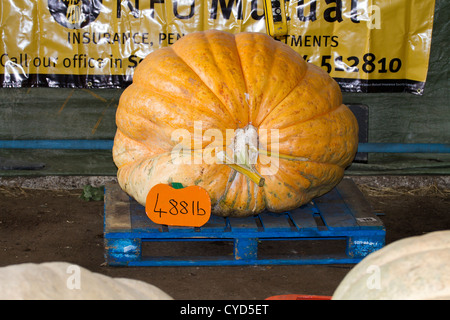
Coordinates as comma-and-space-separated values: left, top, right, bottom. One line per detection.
0, 180, 449, 300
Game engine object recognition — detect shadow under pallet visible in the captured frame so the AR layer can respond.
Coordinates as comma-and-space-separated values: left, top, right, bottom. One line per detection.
104, 179, 385, 266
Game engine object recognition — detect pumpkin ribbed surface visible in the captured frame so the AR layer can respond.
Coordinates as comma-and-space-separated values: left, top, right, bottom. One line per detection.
113, 30, 358, 217
0, 262, 172, 300
333, 231, 450, 300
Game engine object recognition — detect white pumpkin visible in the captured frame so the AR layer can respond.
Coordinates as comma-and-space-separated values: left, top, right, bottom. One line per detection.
333, 230, 450, 300
0, 262, 172, 300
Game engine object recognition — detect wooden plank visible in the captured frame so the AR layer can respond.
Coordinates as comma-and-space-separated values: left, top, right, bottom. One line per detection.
228, 215, 260, 232
314, 188, 359, 230
288, 205, 318, 230
129, 198, 163, 232
166, 225, 199, 233
0, 149, 117, 176
259, 211, 293, 232
0, 88, 120, 140
336, 178, 384, 228
200, 215, 228, 232
348, 104, 369, 163
104, 182, 131, 232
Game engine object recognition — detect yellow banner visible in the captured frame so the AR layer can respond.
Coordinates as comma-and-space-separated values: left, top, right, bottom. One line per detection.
0, 0, 436, 94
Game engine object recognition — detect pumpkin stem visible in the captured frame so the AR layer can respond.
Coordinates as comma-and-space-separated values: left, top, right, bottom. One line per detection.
217, 124, 265, 187
217, 151, 265, 187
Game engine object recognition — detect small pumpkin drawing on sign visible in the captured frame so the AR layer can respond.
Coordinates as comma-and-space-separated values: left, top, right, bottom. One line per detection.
145, 183, 211, 227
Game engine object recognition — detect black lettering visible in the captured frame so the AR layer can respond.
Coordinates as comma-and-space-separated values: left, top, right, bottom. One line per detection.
180, 201, 188, 214
111, 57, 122, 69
73, 32, 81, 44
331, 35, 339, 47
22, 54, 30, 67
83, 32, 90, 44
313, 35, 321, 47
132, 33, 141, 44
378, 57, 388, 73
63, 58, 71, 68
159, 33, 166, 44
362, 53, 376, 73
321, 55, 332, 73
153, 193, 167, 218
122, 32, 131, 43
117, 0, 140, 18
0, 54, 8, 67
142, 33, 149, 44
197, 201, 206, 216
389, 58, 402, 73
324, 0, 343, 23
88, 58, 96, 68
128, 54, 143, 68
42, 57, 52, 68
347, 56, 359, 72
33, 57, 41, 68
291, 35, 302, 46
251, 0, 264, 20
169, 199, 178, 215
165, 33, 183, 45
297, 0, 317, 22
173, 0, 195, 19
92, 32, 99, 44
150, 0, 164, 19
304, 35, 311, 46
210, 0, 243, 20
168, 33, 175, 44
351, 0, 360, 23
112, 33, 121, 44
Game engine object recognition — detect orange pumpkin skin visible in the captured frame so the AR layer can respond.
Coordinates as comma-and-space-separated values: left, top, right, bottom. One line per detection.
113, 30, 358, 218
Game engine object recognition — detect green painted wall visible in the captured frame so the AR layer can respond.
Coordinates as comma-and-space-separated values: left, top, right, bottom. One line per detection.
344, 0, 449, 174
0, 0, 448, 176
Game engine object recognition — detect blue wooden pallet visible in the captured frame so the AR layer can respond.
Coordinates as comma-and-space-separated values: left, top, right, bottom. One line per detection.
104, 179, 385, 266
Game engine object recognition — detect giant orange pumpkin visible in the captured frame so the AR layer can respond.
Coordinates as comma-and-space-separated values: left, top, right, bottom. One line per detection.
113, 30, 358, 218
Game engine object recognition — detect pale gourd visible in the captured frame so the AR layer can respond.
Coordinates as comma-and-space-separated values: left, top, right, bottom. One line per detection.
0, 262, 173, 300
333, 230, 450, 300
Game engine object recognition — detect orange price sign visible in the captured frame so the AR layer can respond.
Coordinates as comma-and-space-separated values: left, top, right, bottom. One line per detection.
145, 183, 211, 227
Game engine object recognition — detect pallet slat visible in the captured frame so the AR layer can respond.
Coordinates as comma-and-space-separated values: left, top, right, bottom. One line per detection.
228, 215, 261, 232
288, 205, 319, 231
104, 183, 132, 232
199, 215, 228, 232
260, 212, 293, 232
336, 179, 384, 228
314, 188, 359, 230
130, 199, 162, 232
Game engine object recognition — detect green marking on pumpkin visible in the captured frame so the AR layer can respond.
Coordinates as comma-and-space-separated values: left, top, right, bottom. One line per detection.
245, 179, 252, 209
